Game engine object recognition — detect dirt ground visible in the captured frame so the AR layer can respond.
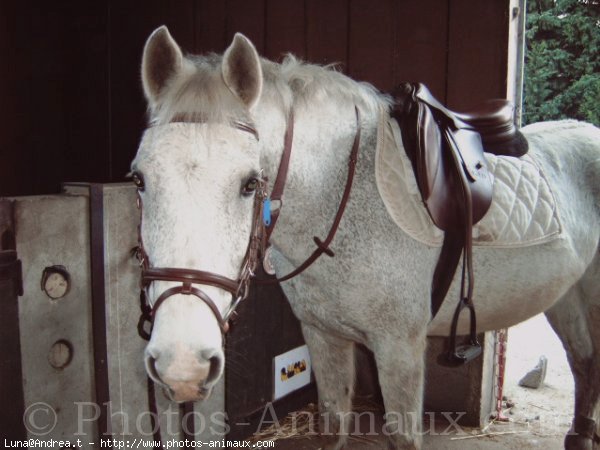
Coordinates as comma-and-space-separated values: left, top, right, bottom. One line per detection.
501, 313, 574, 445
269, 314, 574, 449
271, 423, 568, 449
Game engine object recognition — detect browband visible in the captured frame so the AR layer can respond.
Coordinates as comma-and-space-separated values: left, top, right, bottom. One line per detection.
162, 113, 260, 141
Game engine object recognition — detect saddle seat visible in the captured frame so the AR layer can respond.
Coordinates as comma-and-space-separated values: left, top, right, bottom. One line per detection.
404, 84, 529, 158
455, 99, 513, 126
455, 99, 528, 156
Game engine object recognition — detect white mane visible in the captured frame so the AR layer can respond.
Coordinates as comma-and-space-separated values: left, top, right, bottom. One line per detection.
148, 53, 392, 127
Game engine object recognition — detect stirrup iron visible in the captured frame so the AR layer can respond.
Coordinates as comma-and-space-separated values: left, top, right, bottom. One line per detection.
437, 296, 481, 367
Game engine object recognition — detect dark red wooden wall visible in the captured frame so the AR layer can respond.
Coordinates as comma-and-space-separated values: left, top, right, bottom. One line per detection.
0, 0, 510, 197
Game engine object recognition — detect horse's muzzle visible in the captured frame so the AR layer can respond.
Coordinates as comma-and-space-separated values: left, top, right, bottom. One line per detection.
144, 344, 224, 403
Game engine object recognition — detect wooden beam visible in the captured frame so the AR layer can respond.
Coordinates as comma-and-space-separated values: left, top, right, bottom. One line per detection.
447, 0, 510, 110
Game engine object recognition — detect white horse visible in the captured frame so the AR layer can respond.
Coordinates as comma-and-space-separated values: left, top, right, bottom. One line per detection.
132, 26, 600, 450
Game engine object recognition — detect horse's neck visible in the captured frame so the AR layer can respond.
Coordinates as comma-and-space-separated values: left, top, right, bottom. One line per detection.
255, 99, 381, 258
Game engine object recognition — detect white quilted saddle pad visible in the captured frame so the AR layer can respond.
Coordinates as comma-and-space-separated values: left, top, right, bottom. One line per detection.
375, 109, 562, 248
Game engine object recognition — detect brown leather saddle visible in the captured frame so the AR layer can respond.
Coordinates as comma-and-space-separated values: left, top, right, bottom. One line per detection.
392, 82, 528, 366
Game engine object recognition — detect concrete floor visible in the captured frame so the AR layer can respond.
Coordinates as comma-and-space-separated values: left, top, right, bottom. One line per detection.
503, 314, 573, 435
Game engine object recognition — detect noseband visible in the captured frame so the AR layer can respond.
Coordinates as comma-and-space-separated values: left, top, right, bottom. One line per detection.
135, 181, 267, 336
135, 108, 361, 339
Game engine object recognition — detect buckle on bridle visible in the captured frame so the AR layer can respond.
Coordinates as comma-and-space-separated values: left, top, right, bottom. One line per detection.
137, 291, 153, 341
181, 282, 193, 295
223, 295, 244, 323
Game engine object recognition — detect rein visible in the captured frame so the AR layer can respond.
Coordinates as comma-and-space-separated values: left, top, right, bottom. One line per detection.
264, 106, 362, 283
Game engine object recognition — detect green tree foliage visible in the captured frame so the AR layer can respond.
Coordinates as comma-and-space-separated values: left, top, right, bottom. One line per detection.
524, 0, 600, 125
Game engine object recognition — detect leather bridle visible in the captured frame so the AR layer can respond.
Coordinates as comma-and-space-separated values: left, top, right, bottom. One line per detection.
134, 119, 267, 337
135, 172, 268, 337
135, 107, 361, 339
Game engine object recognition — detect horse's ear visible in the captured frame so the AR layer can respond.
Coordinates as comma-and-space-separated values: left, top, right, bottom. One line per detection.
222, 33, 263, 110
141, 26, 183, 105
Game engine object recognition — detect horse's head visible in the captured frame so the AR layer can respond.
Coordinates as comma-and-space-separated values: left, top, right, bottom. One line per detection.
132, 26, 265, 403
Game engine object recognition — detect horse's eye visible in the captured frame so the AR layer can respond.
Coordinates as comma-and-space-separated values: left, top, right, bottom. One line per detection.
242, 177, 259, 196
132, 172, 145, 191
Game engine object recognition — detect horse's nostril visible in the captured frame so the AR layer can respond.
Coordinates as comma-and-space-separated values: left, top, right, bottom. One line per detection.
145, 352, 164, 385
207, 355, 223, 384
145, 346, 224, 400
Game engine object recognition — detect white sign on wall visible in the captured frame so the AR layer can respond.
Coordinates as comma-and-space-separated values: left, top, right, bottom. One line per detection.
273, 345, 312, 400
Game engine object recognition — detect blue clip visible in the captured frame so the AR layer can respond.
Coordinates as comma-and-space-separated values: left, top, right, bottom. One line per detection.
263, 198, 272, 226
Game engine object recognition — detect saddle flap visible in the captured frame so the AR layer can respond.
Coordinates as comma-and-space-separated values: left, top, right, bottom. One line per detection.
415, 102, 459, 231
446, 128, 487, 182
416, 101, 443, 201
444, 127, 493, 224
397, 83, 493, 230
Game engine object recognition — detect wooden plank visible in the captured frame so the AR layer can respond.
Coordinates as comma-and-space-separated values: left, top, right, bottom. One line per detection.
225, 284, 260, 425
225, 0, 266, 53
0, 250, 26, 441
108, 1, 195, 182
447, 0, 510, 110
306, 0, 349, 68
89, 185, 113, 443
14, 2, 110, 194
195, 0, 228, 53
0, 201, 26, 440
394, 0, 448, 100
348, 0, 396, 91
0, 1, 23, 196
226, 273, 274, 422
61, 3, 110, 186
507, 0, 525, 123
226, 269, 316, 438
265, 0, 306, 60
1, 1, 113, 196
28, 54, 71, 193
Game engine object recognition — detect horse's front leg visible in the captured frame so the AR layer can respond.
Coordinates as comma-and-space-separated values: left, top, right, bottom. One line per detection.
302, 323, 355, 450
372, 333, 427, 450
